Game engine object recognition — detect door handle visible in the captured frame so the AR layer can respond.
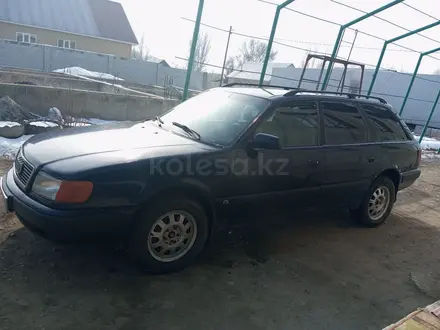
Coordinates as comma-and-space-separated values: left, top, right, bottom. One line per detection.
367, 157, 375, 163
308, 159, 319, 166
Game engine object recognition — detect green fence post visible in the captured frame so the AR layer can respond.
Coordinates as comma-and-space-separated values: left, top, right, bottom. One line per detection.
182, 0, 205, 101
399, 53, 423, 115
399, 46, 440, 116
259, 0, 296, 86
321, 0, 403, 91
419, 90, 440, 144
368, 20, 440, 96
367, 41, 389, 96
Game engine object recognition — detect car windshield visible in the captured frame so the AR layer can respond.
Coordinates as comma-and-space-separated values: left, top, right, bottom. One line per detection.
160, 90, 269, 146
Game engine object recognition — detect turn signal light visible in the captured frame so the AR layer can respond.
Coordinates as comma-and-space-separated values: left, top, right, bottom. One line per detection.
55, 181, 93, 203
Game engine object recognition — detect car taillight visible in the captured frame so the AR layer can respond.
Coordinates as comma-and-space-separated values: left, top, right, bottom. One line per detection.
416, 149, 421, 168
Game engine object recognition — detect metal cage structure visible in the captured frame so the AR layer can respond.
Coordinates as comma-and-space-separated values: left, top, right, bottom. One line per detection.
182, 0, 440, 143
298, 54, 365, 93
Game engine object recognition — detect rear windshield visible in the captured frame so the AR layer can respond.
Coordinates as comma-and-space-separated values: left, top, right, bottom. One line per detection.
360, 104, 411, 142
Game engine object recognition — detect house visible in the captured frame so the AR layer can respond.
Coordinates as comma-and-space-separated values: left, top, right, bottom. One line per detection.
227, 62, 295, 84
0, 0, 138, 58
148, 56, 171, 68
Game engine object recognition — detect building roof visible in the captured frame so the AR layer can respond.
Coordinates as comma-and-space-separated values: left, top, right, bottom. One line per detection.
0, 0, 138, 44
148, 56, 170, 67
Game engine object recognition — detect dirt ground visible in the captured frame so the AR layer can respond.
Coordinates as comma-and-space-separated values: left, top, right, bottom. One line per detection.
1, 159, 440, 330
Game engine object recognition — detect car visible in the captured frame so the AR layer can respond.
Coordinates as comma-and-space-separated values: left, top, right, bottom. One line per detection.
1, 84, 421, 273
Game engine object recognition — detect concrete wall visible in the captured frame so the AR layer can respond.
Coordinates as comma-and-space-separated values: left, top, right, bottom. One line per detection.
0, 21, 132, 58
0, 69, 103, 91
0, 40, 206, 91
0, 83, 179, 121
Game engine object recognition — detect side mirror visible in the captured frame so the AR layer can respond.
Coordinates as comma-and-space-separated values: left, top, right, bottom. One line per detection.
250, 133, 280, 150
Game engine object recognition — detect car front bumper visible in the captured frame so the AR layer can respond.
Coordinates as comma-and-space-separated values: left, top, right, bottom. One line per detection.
1, 168, 136, 242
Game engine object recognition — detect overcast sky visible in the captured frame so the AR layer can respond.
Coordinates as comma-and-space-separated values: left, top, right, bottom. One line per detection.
118, 0, 440, 74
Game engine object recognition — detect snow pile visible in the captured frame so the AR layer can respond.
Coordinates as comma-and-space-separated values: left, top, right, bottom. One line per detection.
414, 135, 440, 151
0, 121, 21, 128
53, 67, 123, 81
29, 121, 60, 128
0, 135, 33, 160
47, 107, 64, 125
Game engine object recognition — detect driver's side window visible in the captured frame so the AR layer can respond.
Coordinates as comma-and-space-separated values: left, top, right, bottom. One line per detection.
255, 101, 319, 148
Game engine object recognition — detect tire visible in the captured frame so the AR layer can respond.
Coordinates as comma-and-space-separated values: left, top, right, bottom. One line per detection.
351, 176, 396, 227
128, 196, 209, 274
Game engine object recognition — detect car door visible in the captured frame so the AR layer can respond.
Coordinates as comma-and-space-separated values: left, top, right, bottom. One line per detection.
319, 100, 373, 208
229, 100, 324, 209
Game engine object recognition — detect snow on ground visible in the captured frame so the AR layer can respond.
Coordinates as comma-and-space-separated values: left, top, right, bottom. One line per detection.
0, 135, 33, 160
53, 67, 123, 81
413, 134, 440, 150
0, 122, 21, 128
422, 151, 440, 160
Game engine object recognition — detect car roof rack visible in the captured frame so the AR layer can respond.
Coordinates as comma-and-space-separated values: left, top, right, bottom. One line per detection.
284, 89, 387, 104
221, 83, 300, 91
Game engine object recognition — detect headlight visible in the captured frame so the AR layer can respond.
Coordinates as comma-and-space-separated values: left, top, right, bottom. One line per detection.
32, 172, 93, 203
32, 172, 62, 201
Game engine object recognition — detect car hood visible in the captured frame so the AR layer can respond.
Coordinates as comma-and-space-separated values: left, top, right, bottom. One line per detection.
22, 121, 211, 166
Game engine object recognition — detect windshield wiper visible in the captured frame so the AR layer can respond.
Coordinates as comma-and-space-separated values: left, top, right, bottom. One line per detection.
172, 122, 201, 140
154, 116, 164, 125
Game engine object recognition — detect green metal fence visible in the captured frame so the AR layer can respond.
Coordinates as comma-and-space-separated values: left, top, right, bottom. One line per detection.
367, 20, 440, 96
321, 0, 403, 91
400, 47, 440, 116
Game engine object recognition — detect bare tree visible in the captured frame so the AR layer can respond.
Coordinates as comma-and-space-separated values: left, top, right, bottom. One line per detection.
236, 39, 278, 68
224, 56, 236, 76
132, 34, 150, 61
189, 32, 211, 72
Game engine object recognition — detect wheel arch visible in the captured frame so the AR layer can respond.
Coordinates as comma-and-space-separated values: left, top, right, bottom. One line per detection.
136, 181, 217, 236
377, 168, 401, 199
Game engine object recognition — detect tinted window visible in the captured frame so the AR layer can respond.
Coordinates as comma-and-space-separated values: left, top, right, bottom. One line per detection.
255, 101, 319, 147
322, 102, 367, 145
361, 104, 409, 141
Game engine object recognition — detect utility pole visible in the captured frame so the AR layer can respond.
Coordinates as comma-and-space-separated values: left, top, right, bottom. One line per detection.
220, 26, 233, 86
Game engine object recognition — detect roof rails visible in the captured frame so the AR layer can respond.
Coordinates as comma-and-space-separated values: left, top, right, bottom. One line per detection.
221, 83, 299, 91
221, 83, 387, 104
284, 90, 387, 104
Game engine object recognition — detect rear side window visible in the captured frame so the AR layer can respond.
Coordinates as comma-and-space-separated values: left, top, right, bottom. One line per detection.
361, 104, 409, 141
321, 101, 368, 145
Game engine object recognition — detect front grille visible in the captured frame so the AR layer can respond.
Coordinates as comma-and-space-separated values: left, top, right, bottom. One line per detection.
15, 151, 34, 187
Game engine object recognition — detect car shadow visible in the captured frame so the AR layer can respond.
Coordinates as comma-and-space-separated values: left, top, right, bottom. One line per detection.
1, 208, 440, 330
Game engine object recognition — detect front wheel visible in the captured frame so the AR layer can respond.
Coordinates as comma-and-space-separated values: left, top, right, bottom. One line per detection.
129, 196, 209, 274
351, 176, 395, 227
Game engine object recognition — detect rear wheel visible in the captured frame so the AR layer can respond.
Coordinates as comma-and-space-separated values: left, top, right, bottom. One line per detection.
129, 196, 209, 274
351, 176, 395, 227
